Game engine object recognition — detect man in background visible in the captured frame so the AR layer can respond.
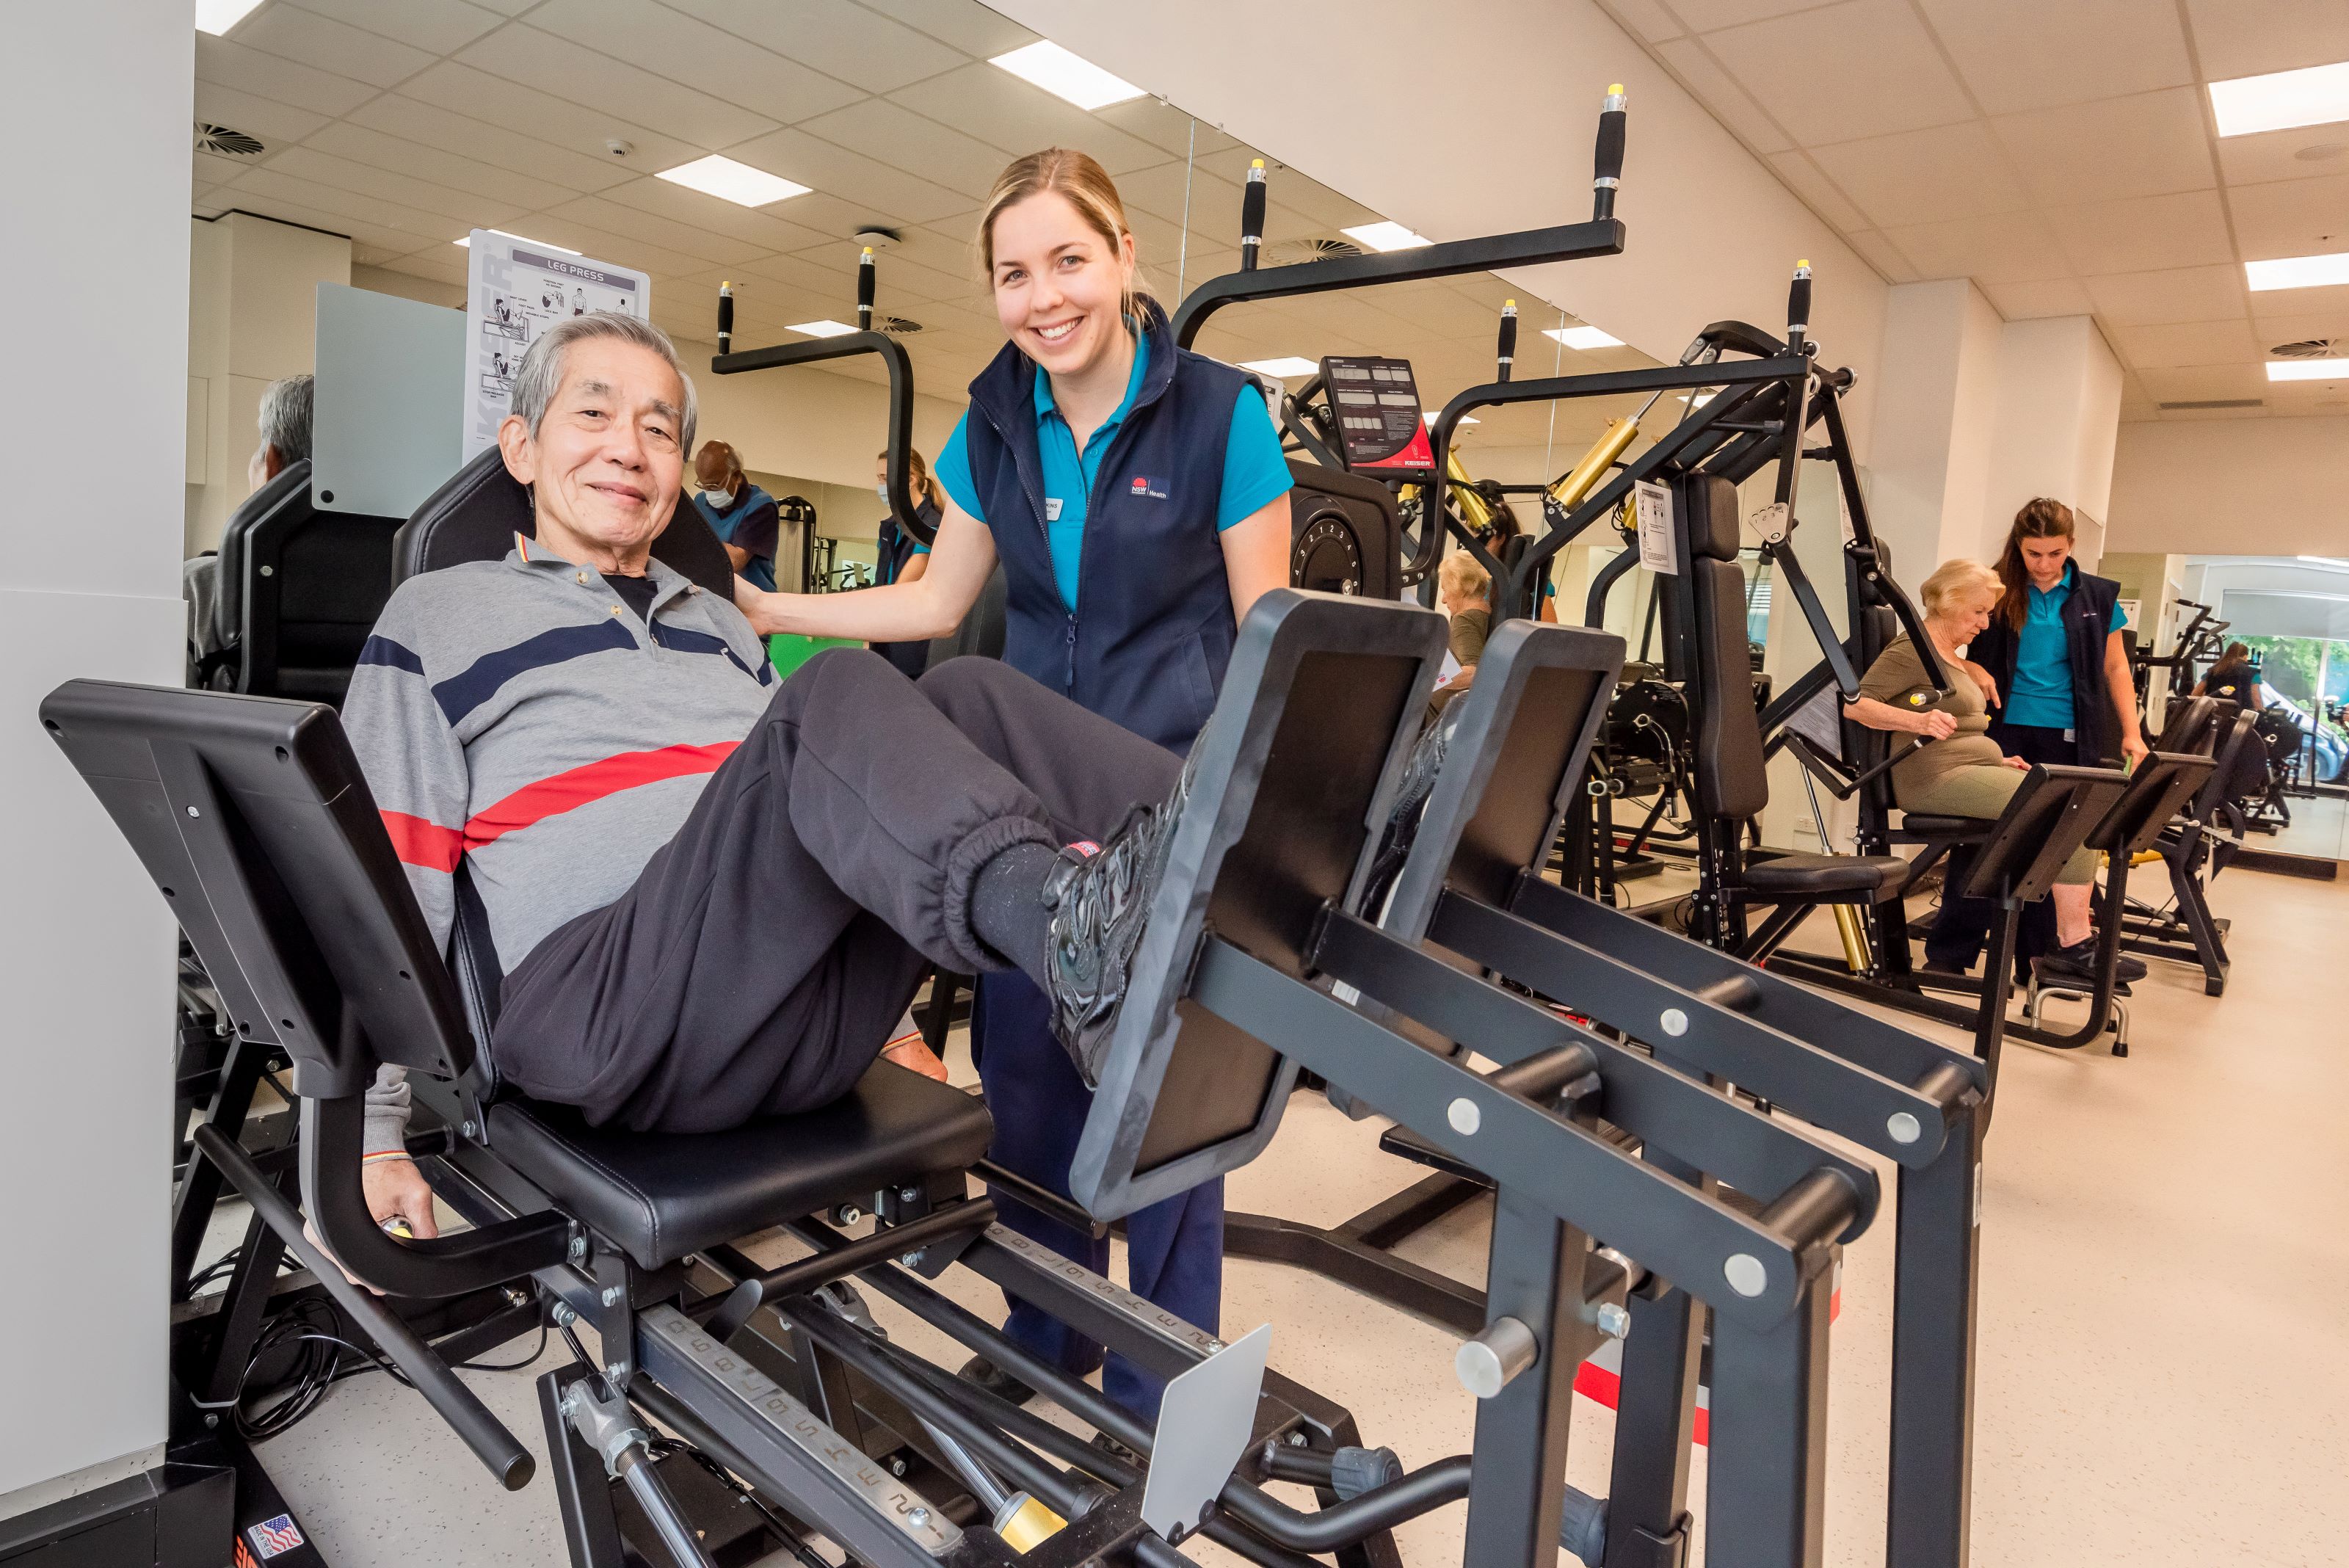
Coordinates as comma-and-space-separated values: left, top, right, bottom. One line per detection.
185, 374, 313, 680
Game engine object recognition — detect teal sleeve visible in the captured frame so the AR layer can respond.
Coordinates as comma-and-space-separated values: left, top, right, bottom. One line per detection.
2110, 600, 2129, 633
934, 411, 983, 526
1216, 385, 1293, 531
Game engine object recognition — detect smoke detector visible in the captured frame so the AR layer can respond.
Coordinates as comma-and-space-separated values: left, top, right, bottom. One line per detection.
2269, 337, 2344, 359
854, 225, 902, 250
1265, 236, 1365, 264
195, 123, 264, 156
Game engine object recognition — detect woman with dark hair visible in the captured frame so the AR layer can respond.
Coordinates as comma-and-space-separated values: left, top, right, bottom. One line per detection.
2195, 641, 2262, 710
869, 446, 945, 678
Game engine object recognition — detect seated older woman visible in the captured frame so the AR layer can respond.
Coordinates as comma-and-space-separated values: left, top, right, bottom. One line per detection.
1846, 559, 2105, 984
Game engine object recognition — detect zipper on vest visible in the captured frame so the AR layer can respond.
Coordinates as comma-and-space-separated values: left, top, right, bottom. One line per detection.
1064, 614, 1078, 691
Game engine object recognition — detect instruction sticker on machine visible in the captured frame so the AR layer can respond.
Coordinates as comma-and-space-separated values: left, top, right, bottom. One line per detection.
461, 230, 651, 460
1634, 480, 1678, 575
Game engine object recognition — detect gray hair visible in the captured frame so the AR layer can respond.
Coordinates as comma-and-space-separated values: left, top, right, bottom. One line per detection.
509, 311, 697, 454
256, 373, 314, 464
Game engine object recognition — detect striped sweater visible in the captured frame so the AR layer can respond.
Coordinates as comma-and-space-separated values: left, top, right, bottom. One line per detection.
344, 537, 777, 1147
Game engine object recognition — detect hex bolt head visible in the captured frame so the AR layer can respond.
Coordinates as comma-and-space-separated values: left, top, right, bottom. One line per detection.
899, 1187, 918, 1202
460, 1119, 479, 1139
600, 1285, 622, 1307
1594, 1302, 1632, 1340
1887, 1111, 1923, 1144
898, 1251, 922, 1268
1659, 1007, 1688, 1037
1448, 1097, 1481, 1136
551, 1303, 579, 1327
606, 1361, 626, 1384
567, 1235, 587, 1263
1724, 1253, 1768, 1298
186, 805, 201, 818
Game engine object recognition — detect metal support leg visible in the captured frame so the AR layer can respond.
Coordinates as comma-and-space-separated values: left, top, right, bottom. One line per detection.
1704, 1278, 1834, 1568
1601, 1282, 1702, 1568
170, 1037, 271, 1299
1462, 1187, 1593, 1564
539, 1366, 626, 1568
1887, 1092, 1983, 1568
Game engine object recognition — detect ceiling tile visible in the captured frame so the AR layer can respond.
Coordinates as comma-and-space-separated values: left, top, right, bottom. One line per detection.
833, 0, 1034, 59
1811, 121, 2031, 228
592, 175, 835, 251
211, 174, 447, 251
302, 123, 580, 208
543, 194, 773, 266
192, 80, 330, 145
723, 124, 977, 225
1842, 228, 1921, 283
1991, 87, 2218, 205
195, 34, 375, 117
873, 222, 979, 276
1093, 98, 1239, 159
1596, 0, 1683, 40
2084, 263, 2250, 324
497, 213, 718, 277
2216, 128, 2349, 188
2248, 307, 2349, 346
456, 25, 779, 152
661, 0, 972, 95
797, 98, 1010, 199
2044, 189, 2237, 272
263, 146, 525, 229
1710, 0, 1972, 144
2226, 172, 2349, 260
1655, 39, 1793, 154
885, 63, 1166, 173
2108, 318, 2263, 366
1980, 277, 2096, 318
525, 0, 865, 124
1765, 150, 1868, 231
286, 0, 507, 55
1671, 0, 1834, 28
2135, 363, 2270, 400
381, 249, 477, 287
1116, 161, 1240, 229
349, 93, 640, 192
195, 148, 266, 189
232, 4, 438, 89
1917, 0, 2191, 114
2182, 0, 2349, 81
1879, 209, 2072, 282
399, 60, 704, 172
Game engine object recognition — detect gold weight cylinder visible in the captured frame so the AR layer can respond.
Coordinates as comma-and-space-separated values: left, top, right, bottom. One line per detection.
994, 1493, 1067, 1552
1549, 415, 1641, 511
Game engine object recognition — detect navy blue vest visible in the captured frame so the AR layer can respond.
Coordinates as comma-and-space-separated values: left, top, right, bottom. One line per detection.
959, 308, 1252, 752
1972, 562, 2124, 765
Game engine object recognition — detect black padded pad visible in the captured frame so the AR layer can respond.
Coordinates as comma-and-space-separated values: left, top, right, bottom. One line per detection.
1740, 851, 1906, 900
1895, 814, 1992, 838
212, 459, 313, 653
395, 447, 735, 597
484, 1063, 994, 1269
1685, 468, 1742, 562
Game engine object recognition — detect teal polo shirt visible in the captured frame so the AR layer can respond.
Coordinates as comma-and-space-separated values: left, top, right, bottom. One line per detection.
935, 333, 1292, 610
2004, 562, 2128, 730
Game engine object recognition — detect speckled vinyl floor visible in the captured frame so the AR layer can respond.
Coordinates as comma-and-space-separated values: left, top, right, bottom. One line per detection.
225, 866, 2349, 1566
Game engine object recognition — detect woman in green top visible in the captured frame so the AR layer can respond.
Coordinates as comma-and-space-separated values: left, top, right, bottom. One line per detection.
1847, 559, 2102, 979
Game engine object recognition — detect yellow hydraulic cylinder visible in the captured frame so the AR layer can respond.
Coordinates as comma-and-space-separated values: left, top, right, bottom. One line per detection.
1549, 415, 1642, 511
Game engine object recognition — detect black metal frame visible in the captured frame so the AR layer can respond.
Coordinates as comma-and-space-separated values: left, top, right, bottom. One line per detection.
711, 330, 932, 547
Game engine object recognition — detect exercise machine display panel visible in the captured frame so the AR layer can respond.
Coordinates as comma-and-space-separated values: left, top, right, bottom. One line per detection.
1321, 356, 1433, 471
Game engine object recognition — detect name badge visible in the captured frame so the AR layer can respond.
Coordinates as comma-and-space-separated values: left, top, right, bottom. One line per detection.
1045, 497, 1064, 522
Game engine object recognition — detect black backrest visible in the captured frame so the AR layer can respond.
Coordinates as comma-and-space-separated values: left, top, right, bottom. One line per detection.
1288, 460, 1404, 600
393, 448, 735, 596
214, 460, 404, 707
2086, 752, 2214, 859
41, 680, 475, 1096
2208, 711, 2269, 810
2154, 694, 2221, 755
1679, 473, 1769, 821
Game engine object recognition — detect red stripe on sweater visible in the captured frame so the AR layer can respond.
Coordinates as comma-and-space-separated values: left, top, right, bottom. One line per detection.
462, 741, 738, 848
380, 810, 465, 874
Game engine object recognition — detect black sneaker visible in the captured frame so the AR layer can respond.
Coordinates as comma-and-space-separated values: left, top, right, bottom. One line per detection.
958, 1354, 1036, 1408
2050, 939, 2147, 984
1042, 758, 1194, 1086
2034, 950, 2130, 996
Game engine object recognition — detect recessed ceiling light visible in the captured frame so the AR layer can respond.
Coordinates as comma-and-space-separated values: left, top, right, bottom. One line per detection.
788, 320, 859, 338
454, 230, 582, 255
2210, 59, 2349, 137
1340, 222, 1431, 253
1678, 392, 1718, 407
2265, 359, 2348, 380
1544, 324, 1624, 350
656, 154, 810, 208
195, 0, 266, 35
1239, 356, 1321, 378
989, 40, 1146, 110
1423, 411, 1478, 425
2245, 251, 2349, 291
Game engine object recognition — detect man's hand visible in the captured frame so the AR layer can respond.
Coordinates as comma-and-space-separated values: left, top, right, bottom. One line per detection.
365, 1157, 441, 1241
1916, 710, 1957, 741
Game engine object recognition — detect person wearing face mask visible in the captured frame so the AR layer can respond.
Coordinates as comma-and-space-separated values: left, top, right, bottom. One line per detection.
732, 146, 1294, 1424
689, 439, 781, 592
869, 447, 944, 678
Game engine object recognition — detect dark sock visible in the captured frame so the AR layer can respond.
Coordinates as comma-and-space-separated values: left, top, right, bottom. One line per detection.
970, 839, 1063, 989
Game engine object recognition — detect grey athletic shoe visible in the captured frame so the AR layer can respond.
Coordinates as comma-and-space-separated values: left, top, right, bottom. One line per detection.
1042, 758, 1195, 1086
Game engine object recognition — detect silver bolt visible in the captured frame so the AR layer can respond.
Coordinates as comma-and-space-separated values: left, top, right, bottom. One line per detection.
1594, 1302, 1631, 1340
258, 564, 273, 576
907, 1507, 931, 1530
1724, 1254, 1767, 1298
1887, 1111, 1922, 1145
606, 1361, 626, 1384
1286, 1431, 1308, 1447
186, 805, 200, 818
1448, 1097, 1481, 1136
552, 1303, 579, 1327
898, 1251, 923, 1268
460, 1119, 479, 1139
889, 1456, 907, 1476
1660, 1007, 1688, 1037
601, 1285, 622, 1307
567, 1236, 587, 1263
899, 1187, 918, 1202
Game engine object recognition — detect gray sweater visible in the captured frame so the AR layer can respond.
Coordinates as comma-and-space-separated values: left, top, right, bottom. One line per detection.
346, 536, 778, 1151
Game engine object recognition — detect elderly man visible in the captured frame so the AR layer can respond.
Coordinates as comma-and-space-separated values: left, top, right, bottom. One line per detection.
347, 312, 1186, 1244
186, 374, 316, 676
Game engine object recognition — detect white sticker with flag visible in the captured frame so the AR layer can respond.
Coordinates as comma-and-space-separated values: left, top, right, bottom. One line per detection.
1634, 480, 1678, 575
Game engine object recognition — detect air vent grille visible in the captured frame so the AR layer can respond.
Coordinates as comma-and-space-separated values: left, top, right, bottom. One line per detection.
1265, 236, 1365, 264
876, 316, 922, 335
2269, 337, 2343, 359
196, 123, 264, 156
2157, 398, 2264, 410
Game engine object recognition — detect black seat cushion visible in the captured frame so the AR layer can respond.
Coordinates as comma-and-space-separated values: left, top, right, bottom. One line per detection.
484, 1062, 994, 1268
1740, 851, 1908, 900
1893, 814, 1993, 839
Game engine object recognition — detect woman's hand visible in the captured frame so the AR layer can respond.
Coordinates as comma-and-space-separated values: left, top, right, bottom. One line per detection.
1915, 709, 1957, 741
2121, 730, 2149, 769
1964, 659, 1999, 708
733, 575, 787, 634
2004, 754, 2031, 772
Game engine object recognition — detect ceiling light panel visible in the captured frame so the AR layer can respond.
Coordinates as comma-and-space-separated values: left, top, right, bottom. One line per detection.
2245, 252, 2349, 291
2210, 60, 2349, 138
789, 320, 859, 338
1340, 222, 1431, 253
656, 155, 811, 208
1545, 324, 1624, 350
1423, 412, 1479, 424
989, 40, 1147, 110
1238, 356, 1321, 377
2265, 359, 2348, 380
195, 0, 266, 35
454, 231, 583, 255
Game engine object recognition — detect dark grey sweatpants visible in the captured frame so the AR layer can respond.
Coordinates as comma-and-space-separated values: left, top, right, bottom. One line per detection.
493, 650, 1183, 1133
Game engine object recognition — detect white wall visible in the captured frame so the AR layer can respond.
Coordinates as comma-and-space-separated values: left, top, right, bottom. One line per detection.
0, 0, 192, 1517
1983, 316, 2124, 555
1867, 279, 2007, 578
986, 0, 1889, 454
2109, 416, 2349, 557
